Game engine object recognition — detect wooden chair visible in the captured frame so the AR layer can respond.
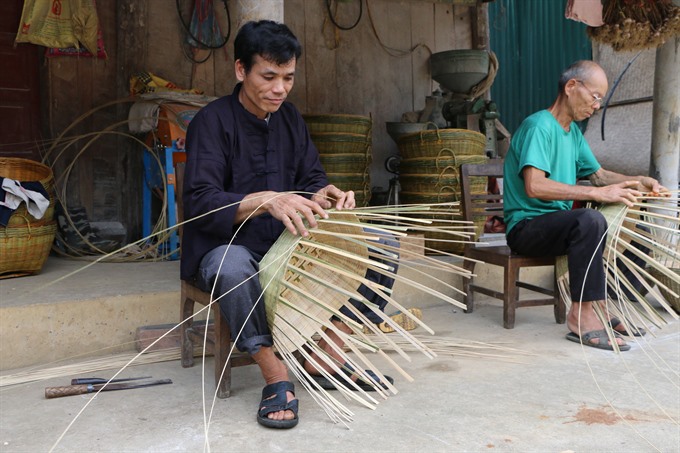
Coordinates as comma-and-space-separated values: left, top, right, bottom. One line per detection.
176, 162, 255, 398
459, 159, 566, 329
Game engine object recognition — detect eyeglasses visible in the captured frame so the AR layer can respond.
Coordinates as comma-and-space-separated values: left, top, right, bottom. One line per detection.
576, 80, 603, 107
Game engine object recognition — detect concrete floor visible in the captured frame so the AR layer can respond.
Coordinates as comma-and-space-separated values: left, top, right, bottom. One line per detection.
1, 258, 679, 452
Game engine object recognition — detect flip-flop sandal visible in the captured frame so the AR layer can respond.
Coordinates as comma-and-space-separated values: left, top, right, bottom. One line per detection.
256, 381, 299, 429
565, 330, 631, 351
609, 317, 646, 337
309, 362, 394, 392
364, 308, 423, 334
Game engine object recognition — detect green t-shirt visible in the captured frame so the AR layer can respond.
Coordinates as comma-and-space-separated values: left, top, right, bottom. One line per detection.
503, 110, 601, 233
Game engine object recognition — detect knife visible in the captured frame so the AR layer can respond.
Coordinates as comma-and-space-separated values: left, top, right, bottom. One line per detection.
45, 379, 172, 399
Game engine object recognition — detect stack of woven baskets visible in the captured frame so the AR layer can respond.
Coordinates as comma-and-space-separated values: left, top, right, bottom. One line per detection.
0, 158, 57, 278
397, 128, 488, 254
303, 114, 372, 207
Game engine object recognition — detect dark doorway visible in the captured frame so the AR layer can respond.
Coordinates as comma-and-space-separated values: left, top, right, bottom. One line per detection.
0, 0, 42, 160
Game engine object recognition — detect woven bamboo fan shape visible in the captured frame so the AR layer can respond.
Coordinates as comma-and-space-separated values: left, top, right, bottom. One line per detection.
260, 212, 369, 353
556, 196, 680, 335
257, 205, 475, 422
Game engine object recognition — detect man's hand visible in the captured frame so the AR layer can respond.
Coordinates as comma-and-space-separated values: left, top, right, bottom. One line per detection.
311, 184, 356, 210
636, 176, 670, 196
263, 192, 329, 237
592, 181, 642, 207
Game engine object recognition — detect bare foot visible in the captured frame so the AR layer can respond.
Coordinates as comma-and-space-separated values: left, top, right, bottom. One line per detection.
304, 319, 353, 376
252, 347, 296, 421
567, 301, 627, 348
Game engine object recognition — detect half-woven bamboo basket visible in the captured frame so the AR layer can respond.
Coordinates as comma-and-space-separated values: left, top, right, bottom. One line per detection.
257, 205, 475, 422
556, 197, 680, 337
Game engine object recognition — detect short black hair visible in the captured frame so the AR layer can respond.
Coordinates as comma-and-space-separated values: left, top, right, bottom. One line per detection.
234, 20, 302, 73
557, 60, 599, 94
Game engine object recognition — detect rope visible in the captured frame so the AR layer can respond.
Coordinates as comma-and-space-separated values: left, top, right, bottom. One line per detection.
325, 0, 363, 31
449, 50, 498, 101
366, 0, 433, 58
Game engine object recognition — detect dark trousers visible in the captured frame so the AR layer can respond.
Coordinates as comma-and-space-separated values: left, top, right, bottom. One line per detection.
195, 234, 398, 355
507, 208, 608, 303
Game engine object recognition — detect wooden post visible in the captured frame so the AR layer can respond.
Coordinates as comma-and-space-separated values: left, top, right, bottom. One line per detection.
649, 35, 679, 193
235, 0, 284, 28
117, 0, 149, 238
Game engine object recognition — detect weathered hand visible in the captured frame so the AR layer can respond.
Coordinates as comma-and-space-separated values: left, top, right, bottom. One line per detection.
312, 184, 356, 210
594, 181, 642, 207
637, 176, 670, 197
265, 193, 328, 237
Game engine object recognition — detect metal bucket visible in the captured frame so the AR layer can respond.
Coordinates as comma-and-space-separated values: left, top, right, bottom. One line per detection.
430, 50, 489, 94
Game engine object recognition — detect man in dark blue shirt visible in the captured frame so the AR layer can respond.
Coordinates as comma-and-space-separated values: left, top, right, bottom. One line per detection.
182, 20, 391, 429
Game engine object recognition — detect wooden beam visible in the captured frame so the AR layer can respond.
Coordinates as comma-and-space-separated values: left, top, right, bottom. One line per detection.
471, 0, 490, 50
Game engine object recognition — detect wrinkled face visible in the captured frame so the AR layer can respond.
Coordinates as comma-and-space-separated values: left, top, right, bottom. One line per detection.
567, 70, 608, 122
235, 54, 296, 119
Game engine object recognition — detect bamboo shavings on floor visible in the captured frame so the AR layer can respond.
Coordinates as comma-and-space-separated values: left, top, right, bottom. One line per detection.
0, 349, 185, 389
355, 334, 534, 362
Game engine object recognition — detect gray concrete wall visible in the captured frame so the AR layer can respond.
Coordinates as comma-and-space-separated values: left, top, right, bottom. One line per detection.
586, 43, 679, 182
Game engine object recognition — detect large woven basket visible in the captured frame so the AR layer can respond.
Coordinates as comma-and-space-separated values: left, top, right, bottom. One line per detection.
400, 167, 487, 254
325, 172, 371, 207
0, 158, 56, 227
399, 151, 488, 175
319, 153, 372, 174
0, 158, 57, 278
0, 219, 57, 277
650, 267, 680, 313
311, 133, 371, 155
303, 113, 372, 136
397, 128, 486, 160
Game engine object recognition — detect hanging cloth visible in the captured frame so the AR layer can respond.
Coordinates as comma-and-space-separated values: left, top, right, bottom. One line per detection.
565, 0, 604, 27
187, 0, 225, 48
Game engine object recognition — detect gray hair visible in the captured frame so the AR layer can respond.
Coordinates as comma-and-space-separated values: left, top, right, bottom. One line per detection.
557, 60, 600, 94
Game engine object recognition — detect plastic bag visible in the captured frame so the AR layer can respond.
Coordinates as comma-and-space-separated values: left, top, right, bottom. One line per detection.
15, 0, 99, 55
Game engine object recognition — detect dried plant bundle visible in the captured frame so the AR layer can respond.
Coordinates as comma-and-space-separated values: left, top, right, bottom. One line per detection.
587, 0, 680, 51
